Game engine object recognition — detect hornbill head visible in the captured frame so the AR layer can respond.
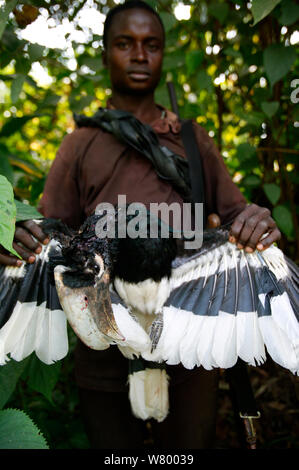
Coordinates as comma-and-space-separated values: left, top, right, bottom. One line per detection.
46, 216, 125, 346
49, 209, 178, 348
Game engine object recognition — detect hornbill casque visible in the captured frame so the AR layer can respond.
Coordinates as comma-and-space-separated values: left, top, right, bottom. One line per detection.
0, 209, 298, 422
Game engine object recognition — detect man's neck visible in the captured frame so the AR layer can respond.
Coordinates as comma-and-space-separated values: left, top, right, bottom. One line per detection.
109, 93, 161, 124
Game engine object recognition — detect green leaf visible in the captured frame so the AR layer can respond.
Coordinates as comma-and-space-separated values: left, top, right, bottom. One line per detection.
242, 174, 261, 187
15, 200, 44, 222
0, 115, 40, 138
279, 0, 299, 25
159, 12, 177, 32
28, 43, 45, 61
0, 358, 29, 409
0, 175, 19, 257
261, 101, 279, 118
9, 156, 44, 178
263, 183, 281, 205
186, 50, 204, 75
197, 70, 213, 92
208, 2, 229, 23
69, 95, 94, 113
273, 205, 294, 237
0, 409, 48, 449
0, 150, 14, 184
223, 47, 242, 58
0, 0, 18, 40
11, 75, 26, 104
236, 143, 257, 161
235, 107, 264, 127
26, 355, 61, 404
38, 93, 61, 110
263, 45, 296, 87
251, 0, 282, 25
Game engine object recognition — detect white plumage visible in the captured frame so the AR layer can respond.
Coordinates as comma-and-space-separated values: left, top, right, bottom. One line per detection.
0, 217, 298, 421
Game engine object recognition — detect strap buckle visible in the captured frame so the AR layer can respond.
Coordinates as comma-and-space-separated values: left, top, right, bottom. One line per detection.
239, 411, 261, 449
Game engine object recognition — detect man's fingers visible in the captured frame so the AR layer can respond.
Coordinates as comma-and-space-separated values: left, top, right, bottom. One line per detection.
230, 205, 270, 241
255, 228, 281, 251
0, 252, 23, 267
229, 204, 281, 252
14, 226, 41, 253
12, 241, 36, 263
20, 220, 50, 245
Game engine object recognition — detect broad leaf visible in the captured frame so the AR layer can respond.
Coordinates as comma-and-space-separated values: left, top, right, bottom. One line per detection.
11, 75, 26, 104
236, 143, 256, 161
251, 0, 282, 25
279, 0, 299, 25
15, 200, 44, 222
0, 152, 14, 183
0, 358, 29, 409
263, 45, 296, 87
0, 409, 48, 449
242, 174, 261, 187
208, 2, 229, 23
261, 101, 279, 118
159, 12, 178, 32
0, 175, 19, 257
263, 183, 281, 205
0, 0, 18, 40
0, 115, 40, 138
28, 43, 45, 61
186, 50, 204, 75
273, 205, 294, 237
26, 355, 61, 404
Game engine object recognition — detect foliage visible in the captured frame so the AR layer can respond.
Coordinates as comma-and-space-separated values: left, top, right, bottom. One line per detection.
0, 0, 298, 449
0, 408, 48, 449
0, 175, 43, 257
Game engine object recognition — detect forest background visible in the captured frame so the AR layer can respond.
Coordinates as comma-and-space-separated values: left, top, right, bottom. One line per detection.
0, 0, 298, 449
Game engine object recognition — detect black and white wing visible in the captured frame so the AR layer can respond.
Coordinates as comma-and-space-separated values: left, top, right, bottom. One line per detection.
0, 239, 68, 365
143, 234, 299, 375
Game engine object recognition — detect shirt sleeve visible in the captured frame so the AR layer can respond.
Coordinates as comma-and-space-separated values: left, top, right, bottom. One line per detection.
192, 122, 247, 224
38, 130, 84, 229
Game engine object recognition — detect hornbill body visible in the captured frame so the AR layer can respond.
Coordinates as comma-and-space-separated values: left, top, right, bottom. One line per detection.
0, 213, 298, 421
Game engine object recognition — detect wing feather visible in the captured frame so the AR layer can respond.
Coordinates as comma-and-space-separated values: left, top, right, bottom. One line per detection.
155, 238, 299, 374
0, 240, 68, 365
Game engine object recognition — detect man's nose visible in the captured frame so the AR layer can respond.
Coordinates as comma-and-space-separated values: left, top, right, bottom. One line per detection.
131, 42, 147, 62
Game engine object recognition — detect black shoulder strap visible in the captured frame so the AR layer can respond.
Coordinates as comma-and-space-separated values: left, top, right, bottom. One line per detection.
180, 118, 260, 449
180, 119, 206, 224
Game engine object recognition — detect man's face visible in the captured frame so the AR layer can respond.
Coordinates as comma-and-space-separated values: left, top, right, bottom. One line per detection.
103, 9, 164, 96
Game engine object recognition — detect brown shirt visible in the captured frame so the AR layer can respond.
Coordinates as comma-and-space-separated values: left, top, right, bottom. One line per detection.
39, 107, 247, 392
39, 108, 246, 228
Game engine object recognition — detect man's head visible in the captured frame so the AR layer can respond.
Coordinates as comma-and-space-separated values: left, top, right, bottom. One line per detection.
102, 1, 165, 96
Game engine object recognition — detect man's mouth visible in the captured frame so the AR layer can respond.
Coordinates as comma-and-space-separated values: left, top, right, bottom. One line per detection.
127, 70, 151, 81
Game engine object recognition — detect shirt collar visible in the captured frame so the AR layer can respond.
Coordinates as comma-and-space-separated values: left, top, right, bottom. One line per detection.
106, 99, 181, 135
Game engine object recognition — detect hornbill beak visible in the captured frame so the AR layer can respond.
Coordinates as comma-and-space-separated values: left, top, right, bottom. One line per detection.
54, 254, 125, 347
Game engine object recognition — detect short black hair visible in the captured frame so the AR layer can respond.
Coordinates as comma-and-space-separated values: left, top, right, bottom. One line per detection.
103, 0, 165, 49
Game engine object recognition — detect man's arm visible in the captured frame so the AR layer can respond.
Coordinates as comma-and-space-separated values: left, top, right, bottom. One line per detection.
0, 130, 84, 266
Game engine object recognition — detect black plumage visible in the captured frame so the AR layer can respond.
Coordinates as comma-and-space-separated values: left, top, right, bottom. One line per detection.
0, 212, 298, 377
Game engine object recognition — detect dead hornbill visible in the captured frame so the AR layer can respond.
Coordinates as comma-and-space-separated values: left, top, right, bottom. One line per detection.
0, 210, 298, 421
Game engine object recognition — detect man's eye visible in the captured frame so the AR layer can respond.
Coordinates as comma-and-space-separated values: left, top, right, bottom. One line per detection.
117, 41, 129, 50
147, 43, 159, 52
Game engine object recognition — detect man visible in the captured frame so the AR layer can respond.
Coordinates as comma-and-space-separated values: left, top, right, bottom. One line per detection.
0, 1, 281, 448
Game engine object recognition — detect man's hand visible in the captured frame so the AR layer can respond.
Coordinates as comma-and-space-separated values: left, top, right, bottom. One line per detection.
0, 220, 50, 267
229, 203, 281, 253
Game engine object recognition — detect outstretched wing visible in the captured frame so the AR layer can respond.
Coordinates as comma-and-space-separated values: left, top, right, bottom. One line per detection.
143, 235, 299, 375
0, 239, 68, 365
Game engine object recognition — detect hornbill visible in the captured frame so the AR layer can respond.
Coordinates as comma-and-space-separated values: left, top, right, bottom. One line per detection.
0, 210, 298, 422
